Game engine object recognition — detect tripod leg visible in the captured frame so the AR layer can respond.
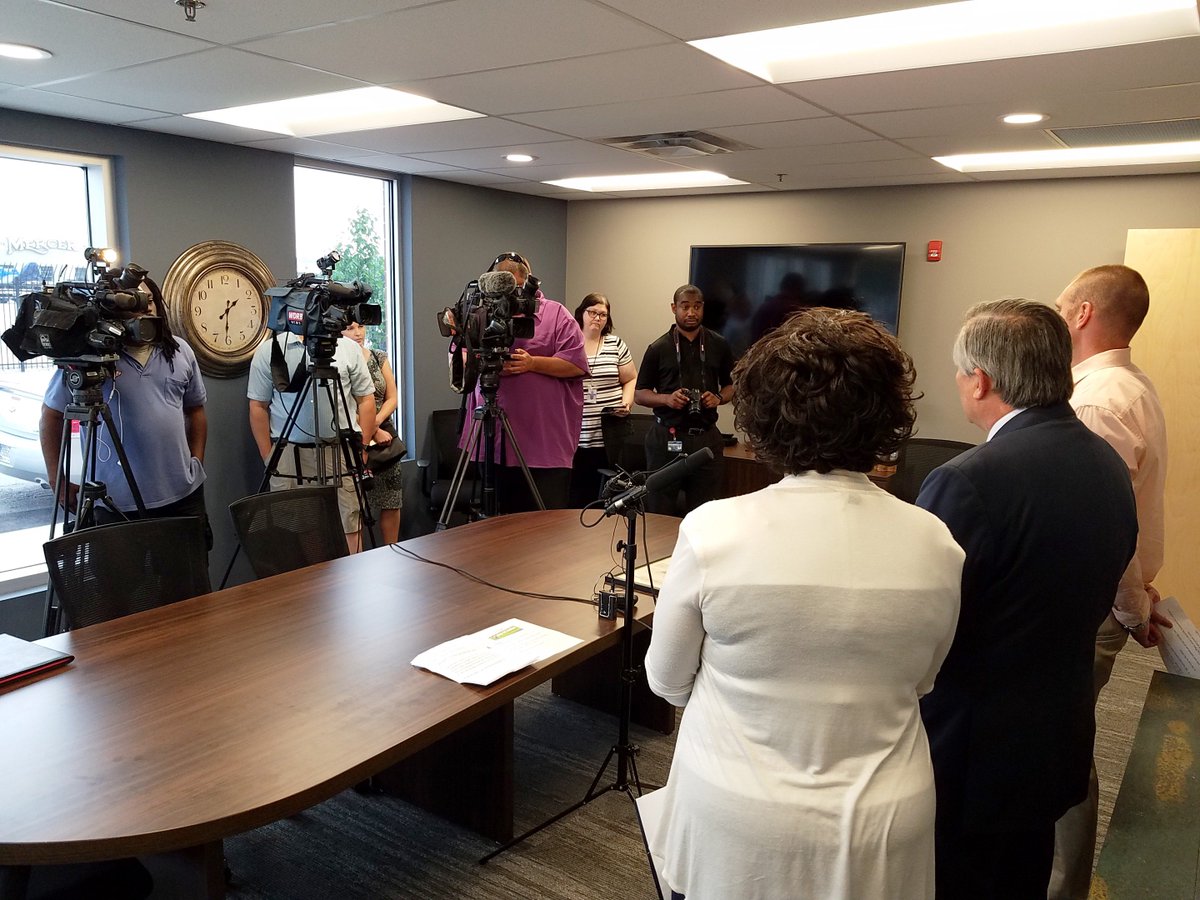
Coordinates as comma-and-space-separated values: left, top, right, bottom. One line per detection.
97, 403, 148, 515
438, 412, 484, 529
496, 410, 545, 510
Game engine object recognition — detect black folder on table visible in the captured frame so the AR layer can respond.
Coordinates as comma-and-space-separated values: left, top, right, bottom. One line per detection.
0, 633, 74, 687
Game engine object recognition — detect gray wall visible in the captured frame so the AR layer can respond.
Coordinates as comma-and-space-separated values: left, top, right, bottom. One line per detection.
564, 175, 1200, 442
1, 109, 568, 592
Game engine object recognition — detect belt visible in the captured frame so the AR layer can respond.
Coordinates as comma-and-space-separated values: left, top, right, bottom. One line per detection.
655, 418, 710, 437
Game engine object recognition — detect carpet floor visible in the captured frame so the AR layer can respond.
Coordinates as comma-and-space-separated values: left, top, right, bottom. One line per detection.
216, 641, 1165, 899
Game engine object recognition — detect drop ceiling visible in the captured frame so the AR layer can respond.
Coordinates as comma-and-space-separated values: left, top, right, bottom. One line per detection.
2, 0, 1200, 199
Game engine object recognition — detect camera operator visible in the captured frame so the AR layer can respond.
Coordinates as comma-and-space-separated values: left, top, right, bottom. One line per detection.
457, 252, 588, 511
246, 329, 375, 553
634, 284, 734, 517
39, 295, 212, 549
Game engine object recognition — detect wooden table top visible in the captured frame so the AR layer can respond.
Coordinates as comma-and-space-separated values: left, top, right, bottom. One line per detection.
0, 510, 679, 865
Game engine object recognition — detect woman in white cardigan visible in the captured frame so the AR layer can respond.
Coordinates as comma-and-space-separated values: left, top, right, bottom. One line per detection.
645, 309, 964, 900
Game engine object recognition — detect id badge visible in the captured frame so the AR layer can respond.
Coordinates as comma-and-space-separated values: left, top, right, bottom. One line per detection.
587, 385, 597, 403
667, 438, 683, 453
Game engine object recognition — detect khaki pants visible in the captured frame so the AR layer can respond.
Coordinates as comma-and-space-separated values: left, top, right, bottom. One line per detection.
1048, 612, 1129, 900
270, 443, 362, 534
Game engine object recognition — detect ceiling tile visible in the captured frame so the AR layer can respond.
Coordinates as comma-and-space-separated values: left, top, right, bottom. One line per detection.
714, 117, 879, 148
48, 0, 430, 45
395, 44, 760, 116
239, 0, 669, 85
403, 139, 644, 170
509, 87, 826, 139
316, 118, 567, 154
1, 0, 211, 88
593, 0, 956, 41
41, 48, 363, 114
0, 86, 166, 124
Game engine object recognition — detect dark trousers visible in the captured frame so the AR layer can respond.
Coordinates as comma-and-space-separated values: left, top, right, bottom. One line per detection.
935, 819, 1056, 900
94, 482, 213, 553
569, 446, 611, 508
495, 466, 571, 513
644, 422, 725, 517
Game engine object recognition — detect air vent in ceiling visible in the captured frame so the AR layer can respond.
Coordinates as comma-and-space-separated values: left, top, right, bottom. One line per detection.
1050, 118, 1200, 148
601, 130, 754, 159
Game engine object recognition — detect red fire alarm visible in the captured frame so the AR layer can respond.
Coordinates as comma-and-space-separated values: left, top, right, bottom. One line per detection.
927, 240, 943, 262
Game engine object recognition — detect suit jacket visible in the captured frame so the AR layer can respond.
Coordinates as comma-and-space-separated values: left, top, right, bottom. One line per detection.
916, 402, 1136, 830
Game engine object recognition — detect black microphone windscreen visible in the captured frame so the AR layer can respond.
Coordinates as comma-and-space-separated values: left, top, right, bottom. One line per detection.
645, 447, 714, 493
478, 270, 517, 295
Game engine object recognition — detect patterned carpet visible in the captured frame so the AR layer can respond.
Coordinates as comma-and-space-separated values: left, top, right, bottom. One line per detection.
212, 642, 1165, 900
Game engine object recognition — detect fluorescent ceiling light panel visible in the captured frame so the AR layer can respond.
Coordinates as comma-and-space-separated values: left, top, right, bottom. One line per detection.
934, 141, 1200, 172
689, 0, 1200, 83
187, 87, 482, 136
544, 171, 748, 192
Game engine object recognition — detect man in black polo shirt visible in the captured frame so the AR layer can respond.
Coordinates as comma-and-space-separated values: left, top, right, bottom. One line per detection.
634, 284, 734, 516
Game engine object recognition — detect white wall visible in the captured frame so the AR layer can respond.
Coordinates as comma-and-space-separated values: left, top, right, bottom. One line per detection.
565, 174, 1200, 442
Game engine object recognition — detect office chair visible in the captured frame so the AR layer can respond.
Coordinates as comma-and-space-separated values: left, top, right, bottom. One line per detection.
43, 516, 211, 631
887, 437, 975, 504
418, 408, 478, 525
229, 486, 348, 579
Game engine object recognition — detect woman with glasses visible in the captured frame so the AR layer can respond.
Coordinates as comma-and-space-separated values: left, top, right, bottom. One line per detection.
568, 292, 637, 507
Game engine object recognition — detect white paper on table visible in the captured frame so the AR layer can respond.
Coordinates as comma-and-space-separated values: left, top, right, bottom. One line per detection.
632, 556, 672, 594
1155, 596, 1200, 679
411, 618, 583, 686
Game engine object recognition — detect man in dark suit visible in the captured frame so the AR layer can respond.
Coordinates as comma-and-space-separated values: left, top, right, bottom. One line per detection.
916, 298, 1137, 900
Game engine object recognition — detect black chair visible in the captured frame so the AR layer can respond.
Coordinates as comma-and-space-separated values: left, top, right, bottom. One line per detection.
229, 486, 348, 579
43, 516, 211, 631
418, 408, 478, 525
595, 413, 657, 501
887, 437, 975, 503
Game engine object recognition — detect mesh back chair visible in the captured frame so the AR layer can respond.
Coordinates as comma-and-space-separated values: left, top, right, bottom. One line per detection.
43, 516, 211, 631
419, 408, 478, 524
229, 486, 348, 579
888, 437, 976, 504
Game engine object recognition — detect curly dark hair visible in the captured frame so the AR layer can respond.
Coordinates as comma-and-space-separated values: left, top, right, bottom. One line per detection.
733, 308, 917, 474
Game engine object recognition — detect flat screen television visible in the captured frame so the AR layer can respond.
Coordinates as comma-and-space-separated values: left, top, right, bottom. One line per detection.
688, 243, 906, 358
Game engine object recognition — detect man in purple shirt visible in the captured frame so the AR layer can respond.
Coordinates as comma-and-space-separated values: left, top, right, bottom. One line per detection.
458, 252, 587, 511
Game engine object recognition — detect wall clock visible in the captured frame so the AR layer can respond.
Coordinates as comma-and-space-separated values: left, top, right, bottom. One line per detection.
162, 240, 275, 378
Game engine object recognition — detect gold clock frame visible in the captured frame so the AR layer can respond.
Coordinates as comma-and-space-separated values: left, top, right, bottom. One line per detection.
162, 240, 275, 378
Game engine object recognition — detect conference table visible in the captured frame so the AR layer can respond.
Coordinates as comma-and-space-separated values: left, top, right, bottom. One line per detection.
0, 510, 680, 899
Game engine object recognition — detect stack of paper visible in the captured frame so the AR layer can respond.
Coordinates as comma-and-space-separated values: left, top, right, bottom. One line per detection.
1156, 596, 1200, 679
412, 618, 583, 686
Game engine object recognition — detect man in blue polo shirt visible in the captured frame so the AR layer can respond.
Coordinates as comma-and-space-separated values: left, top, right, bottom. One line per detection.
40, 299, 210, 547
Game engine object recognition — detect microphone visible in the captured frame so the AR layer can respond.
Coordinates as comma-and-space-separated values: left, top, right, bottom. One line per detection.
603, 447, 715, 517
478, 270, 517, 296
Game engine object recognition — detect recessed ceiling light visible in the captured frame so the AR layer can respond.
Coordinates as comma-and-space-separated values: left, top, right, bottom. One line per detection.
1002, 113, 1048, 125
505, 154, 537, 163
186, 86, 482, 137
934, 141, 1200, 172
689, 0, 1200, 83
543, 171, 749, 193
0, 42, 53, 60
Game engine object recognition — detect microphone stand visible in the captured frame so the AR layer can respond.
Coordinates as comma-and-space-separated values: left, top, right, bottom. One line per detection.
480, 498, 664, 900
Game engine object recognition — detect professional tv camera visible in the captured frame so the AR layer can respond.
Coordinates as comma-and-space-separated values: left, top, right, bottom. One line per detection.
438, 268, 541, 394
1, 247, 162, 367
264, 250, 381, 361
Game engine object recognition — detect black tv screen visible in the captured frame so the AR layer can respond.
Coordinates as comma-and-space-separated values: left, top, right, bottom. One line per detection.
688, 243, 906, 358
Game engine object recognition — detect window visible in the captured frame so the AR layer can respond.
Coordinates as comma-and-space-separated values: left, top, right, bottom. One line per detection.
0, 145, 115, 591
293, 164, 400, 417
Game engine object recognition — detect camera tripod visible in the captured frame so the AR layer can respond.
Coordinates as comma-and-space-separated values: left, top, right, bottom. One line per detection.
218, 336, 376, 588
480, 497, 662, 898
437, 352, 543, 529
45, 358, 149, 633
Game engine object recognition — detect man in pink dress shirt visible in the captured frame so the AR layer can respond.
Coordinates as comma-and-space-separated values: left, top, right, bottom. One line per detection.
1050, 264, 1170, 899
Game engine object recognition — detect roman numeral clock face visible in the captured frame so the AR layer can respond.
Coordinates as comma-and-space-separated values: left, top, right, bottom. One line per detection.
163, 241, 275, 378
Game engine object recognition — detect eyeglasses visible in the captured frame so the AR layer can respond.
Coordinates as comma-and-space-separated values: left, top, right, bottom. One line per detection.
585, 309, 609, 319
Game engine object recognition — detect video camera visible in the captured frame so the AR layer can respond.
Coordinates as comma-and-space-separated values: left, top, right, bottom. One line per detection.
1, 247, 162, 366
264, 250, 381, 360
438, 268, 540, 394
